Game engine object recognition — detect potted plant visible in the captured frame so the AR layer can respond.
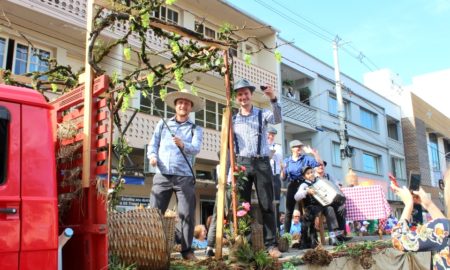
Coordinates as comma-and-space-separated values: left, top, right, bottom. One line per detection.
299, 87, 311, 105
277, 233, 292, 252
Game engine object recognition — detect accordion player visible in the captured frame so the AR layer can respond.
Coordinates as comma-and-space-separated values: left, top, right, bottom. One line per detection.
310, 177, 346, 206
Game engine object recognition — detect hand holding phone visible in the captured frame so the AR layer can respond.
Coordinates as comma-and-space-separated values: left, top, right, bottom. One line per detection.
389, 173, 399, 188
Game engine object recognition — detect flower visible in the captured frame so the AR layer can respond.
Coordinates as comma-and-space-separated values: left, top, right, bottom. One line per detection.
240, 165, 246, 172
237, 210, 248, 217
242, 202, 251, 211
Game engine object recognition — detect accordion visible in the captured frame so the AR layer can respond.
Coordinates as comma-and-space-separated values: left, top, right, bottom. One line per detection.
310, 178, 346, 206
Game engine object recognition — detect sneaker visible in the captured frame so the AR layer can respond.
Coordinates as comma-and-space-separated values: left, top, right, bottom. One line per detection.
336, 235, 352, 242
205, 248, 215, 257
268, 246, 282, 258
182, 252, 198, 261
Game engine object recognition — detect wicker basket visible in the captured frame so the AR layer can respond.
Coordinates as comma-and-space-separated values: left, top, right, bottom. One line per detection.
278, 237, 289, 252
162, 210, 177, 254
109, 208, 169, 270
251, 223, 265, 251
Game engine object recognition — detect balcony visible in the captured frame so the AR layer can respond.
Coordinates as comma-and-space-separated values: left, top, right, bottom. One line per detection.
281, 96, 317, 129
9, 0, 277, 90
118, 110, 220, 161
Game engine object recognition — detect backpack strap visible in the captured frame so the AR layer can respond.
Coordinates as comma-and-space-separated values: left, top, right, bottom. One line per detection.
232, 114, 240, 155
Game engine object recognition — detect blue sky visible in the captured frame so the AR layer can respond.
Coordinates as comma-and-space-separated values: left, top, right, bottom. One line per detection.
226, 0, 450, 84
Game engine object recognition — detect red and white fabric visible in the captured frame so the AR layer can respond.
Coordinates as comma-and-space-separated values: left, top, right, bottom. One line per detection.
342, 185, 391, 221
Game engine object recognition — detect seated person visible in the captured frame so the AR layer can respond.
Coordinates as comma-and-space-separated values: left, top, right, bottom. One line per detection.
293, 166, 322, 249
290, 209, 302, 237
390, 169, 450, 270
192, 224, 208, 249
315, 161, 351, 244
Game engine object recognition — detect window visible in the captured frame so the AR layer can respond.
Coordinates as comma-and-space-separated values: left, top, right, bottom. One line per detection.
387, 119, 399, 141
195, 21, 216, 39
0, 37, 6, 68
140, 86, 176, 118
360, 107, 378, 131
154, 6, 179, 24
13, 43, 50, 75
332, 142, 341, 166
391, 157, 405, 180
429, 133, 440, 172
362, 152, 380, 174
195, 99, 225, 130
328, 95, 350, 120
0, 107, 9, 185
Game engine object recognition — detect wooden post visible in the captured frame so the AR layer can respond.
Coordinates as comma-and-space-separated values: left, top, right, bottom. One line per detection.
82, 0, 95, 188
215, 107, 230, 259
223, 50, 238, 236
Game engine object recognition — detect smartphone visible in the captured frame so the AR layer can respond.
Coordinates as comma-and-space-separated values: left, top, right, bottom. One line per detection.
260, 85, 268, 91
388, 173, 399, 187
409, 171, 421, 191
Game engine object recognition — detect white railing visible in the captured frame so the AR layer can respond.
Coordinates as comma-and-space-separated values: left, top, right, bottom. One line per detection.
281, 96, 317, 129
117, 110, 220, 161
233, 58, 277, 90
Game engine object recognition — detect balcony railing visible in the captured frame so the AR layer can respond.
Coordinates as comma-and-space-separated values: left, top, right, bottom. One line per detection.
117, 110, 220, 161
11, 0, 277, 89
281, 96, 317, 129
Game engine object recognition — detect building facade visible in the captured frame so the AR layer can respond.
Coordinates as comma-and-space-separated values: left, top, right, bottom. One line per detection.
279, 42, 407, 215
365, 69, 450, 210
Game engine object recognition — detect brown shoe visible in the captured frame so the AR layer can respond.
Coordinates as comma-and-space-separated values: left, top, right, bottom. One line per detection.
268, 246, 282, 259
182, 252, 198, 261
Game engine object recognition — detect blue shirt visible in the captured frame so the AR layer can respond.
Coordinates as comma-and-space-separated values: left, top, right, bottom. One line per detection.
148, 117, 203, 176
290, 222, 301, 235
233, 102, 282, 157
282, 155, 320, 181
192, 238, 208, 249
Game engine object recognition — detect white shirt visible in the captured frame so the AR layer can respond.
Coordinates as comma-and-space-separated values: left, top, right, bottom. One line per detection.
268, 142, 283, 175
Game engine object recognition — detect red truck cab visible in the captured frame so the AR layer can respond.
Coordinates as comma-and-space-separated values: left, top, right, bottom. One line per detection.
0, 85, 58, 269
0, 79, 109, 270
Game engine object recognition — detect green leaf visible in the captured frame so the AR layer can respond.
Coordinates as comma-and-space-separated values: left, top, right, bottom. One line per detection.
165, 0, 177, 5
141, 89, 148, 98
274, 49, 282, 63
121, 94, 130, 112
190, 85, 198, 95
244, 54, 251, 65
128, 84, 137, 97
146, 73, 155, 87
51, 83, 58, 92
141, 12, 150, 28
111, 70, 119, 85
176, 80, 185, 90
170, 40, 180, 54
159, 88, 168, 101
123, 47, 131, 61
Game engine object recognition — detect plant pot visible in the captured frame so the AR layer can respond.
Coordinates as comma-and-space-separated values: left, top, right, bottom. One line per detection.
278, 237, 290, 252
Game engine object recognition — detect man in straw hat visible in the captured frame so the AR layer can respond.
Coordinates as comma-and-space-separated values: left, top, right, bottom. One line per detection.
232, 78, 282, 258
148, 88, 204, 261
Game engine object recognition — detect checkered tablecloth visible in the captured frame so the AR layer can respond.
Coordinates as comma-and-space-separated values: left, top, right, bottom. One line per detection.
342, 185, 391, 221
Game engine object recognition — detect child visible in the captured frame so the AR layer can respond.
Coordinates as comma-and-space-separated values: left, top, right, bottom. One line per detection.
293, 166, 323, 249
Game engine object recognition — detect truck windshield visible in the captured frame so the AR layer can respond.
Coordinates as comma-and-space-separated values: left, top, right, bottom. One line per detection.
0, 106, 9, 185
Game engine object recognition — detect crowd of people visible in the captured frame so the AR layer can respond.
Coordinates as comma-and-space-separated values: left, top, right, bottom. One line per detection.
146, 76, 450, 266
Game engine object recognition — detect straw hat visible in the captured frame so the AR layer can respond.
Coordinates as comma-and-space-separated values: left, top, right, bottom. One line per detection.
289, 140, 304, 148
164, 89, 204, 113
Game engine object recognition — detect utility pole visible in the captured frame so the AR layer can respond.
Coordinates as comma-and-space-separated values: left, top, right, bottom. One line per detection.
332, 36, 351, 182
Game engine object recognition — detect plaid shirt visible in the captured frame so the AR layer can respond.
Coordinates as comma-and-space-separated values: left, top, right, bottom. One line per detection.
233, 101, 282, 157
148, 117, 203, 176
